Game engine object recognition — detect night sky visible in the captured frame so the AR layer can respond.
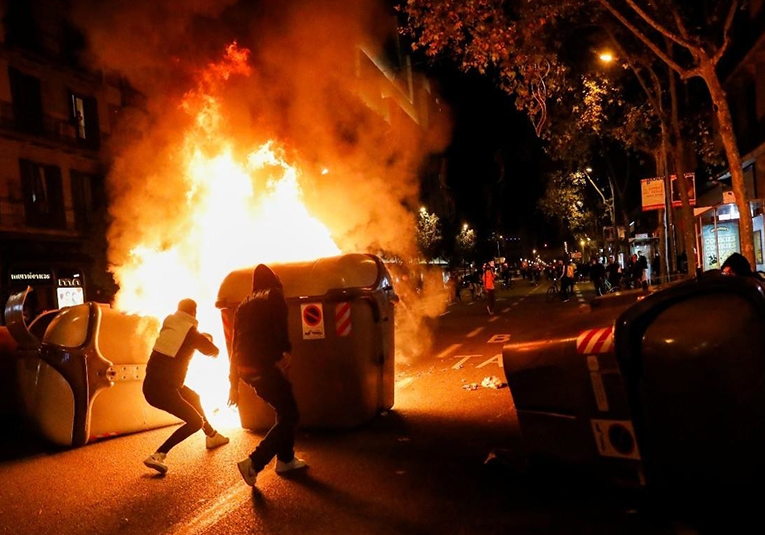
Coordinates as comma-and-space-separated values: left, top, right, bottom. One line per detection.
427, 63, 558, 254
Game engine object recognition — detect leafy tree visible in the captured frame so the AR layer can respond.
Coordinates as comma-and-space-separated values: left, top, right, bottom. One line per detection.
416, 208, 443, 262
456, 225, 477, 264
401, 0, 755, 265
538, 170, 599, 238
594, 0, 753, 264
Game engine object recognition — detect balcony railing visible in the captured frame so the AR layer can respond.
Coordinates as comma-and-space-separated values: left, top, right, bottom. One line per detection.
0, 101, 100, 151
0, 197, 79, 236
0, 197, 26, 229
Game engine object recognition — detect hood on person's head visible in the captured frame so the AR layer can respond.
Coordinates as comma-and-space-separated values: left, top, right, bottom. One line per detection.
252, 264, 283, 291
721, 252, 753, 276
177, 298, 197, 317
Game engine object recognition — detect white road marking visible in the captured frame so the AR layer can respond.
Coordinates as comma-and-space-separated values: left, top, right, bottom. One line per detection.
489, 315, 499, 323
435, 343, 462, 360
452, 355, 481, 369
439, 310, 451, 316
163, 484, 249, 535
477, 354, 503, 368
467, 327, 484, 338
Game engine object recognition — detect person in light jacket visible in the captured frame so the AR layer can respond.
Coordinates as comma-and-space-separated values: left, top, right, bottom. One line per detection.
142, 298, 229, 474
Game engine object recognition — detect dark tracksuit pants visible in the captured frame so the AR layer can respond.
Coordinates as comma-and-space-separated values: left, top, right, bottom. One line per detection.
243, 365, 299, 471
143, 379, 214, 454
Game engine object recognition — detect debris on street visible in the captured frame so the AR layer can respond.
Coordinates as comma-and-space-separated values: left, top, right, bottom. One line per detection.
481, 376, 507, 389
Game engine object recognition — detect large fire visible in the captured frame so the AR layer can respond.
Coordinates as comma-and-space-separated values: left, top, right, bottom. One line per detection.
112, 44, 341, 427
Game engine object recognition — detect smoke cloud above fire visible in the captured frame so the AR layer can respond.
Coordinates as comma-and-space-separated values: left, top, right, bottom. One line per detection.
72, 0, 453, 363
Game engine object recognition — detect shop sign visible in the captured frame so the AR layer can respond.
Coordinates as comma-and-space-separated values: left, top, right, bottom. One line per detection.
9, 269, 53, 282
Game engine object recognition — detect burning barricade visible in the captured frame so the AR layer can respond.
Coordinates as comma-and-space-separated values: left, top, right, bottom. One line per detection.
216, 253, 397, 430
4, 287, 177, 447
3, 253, 398, 447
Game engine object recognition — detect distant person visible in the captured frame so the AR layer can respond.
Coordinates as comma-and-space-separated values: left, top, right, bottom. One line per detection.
452, 272, 462, 303
229, 264, 307, 487
651, 253, 661, 285
561, 259, 575, 301
143, 299, 229, 474
606, 256, 621, 290
721, 252, 753, 276
589, 258, 607, 296
627, 253, 642, 289
482, 262, 496, 314
637, 252, 649, 290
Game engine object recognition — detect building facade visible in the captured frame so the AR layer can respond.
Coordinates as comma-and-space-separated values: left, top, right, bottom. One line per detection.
0, 0, 126, 321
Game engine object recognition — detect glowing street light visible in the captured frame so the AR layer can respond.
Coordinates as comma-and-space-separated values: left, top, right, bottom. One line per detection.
599, 52, 614, 63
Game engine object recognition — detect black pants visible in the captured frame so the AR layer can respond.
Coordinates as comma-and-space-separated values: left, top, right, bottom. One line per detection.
143, 379, 214, 454
486, 289, 495, 313
243, 366, 300, 471
561, 276, 571, 298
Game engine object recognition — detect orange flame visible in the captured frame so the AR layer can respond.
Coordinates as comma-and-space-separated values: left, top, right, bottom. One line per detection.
112, 44, 340, 427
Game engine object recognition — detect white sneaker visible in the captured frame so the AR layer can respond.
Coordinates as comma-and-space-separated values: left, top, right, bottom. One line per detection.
275, 457, 308, 475
144, 452, 168, 474
205, 432, 230, 449
237, 457, 258, 486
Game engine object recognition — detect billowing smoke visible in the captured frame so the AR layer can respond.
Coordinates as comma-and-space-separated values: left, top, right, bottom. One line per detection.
72, 0, 452, 363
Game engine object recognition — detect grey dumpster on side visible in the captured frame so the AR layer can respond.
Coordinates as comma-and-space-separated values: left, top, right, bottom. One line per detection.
614, 271, 765, 496
504, 271, 765, 494
502, 321, 644, 487
216, 253, 397, 430
4, 288, 179, 447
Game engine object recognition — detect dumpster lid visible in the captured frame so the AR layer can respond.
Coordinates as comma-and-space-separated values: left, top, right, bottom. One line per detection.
216, 253, 390, 308
3, 286, 39, 348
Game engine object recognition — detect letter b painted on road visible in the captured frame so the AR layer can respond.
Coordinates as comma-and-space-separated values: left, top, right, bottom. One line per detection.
488, 334, 511, 344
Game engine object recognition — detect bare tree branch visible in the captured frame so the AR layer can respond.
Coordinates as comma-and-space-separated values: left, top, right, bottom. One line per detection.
713, 0, 740, 64
606, 29, 663, 115
621, 0, 696, 50
597, 0, 692, 77
670, 5, 692, 42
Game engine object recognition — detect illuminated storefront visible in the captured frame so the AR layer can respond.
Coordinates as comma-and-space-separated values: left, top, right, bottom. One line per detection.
696, 200, 765, 272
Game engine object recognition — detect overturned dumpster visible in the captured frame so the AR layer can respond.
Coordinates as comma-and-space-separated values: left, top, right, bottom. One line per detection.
216, 253, 397, 430
503, 271, 765, 495
5, 287, 179, 447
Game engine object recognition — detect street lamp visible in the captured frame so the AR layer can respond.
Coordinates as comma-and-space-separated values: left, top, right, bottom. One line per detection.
598, 52, 614, 63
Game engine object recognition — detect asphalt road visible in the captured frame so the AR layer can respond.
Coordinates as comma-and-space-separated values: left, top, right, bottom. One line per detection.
0, 279, 736, 534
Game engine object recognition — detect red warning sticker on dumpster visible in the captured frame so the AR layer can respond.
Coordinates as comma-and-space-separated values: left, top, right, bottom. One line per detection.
301, 303, 325, 340
335, 302, 352, 337
576, 326, 613, 354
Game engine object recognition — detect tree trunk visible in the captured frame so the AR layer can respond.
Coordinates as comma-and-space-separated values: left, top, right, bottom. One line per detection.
658, 208, 667, 283
669, 69, 697, 277
702, 60, 755, 267
659, 122, 677, 274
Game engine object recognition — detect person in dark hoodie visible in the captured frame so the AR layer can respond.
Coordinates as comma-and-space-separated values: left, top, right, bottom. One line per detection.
142, 298, 229, 474
721, 252, 754, 276
229, 264, 307, 487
